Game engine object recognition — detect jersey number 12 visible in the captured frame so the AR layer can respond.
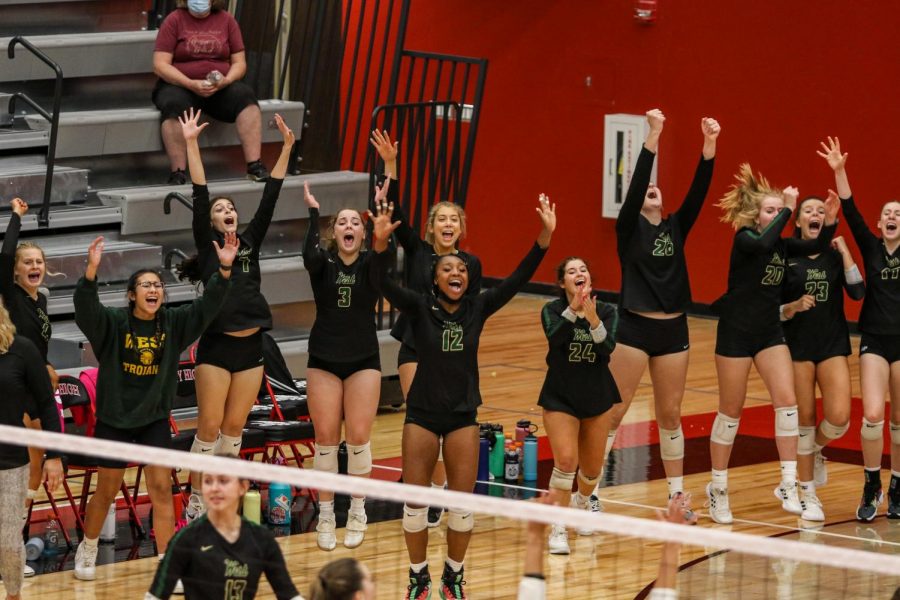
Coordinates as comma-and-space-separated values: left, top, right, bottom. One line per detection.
442, 329, 463, 352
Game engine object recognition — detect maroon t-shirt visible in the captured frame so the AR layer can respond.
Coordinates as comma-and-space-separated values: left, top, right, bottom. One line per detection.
154, 9, 245, 80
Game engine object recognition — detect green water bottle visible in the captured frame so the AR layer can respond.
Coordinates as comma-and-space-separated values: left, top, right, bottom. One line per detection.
489, 424, 505, 478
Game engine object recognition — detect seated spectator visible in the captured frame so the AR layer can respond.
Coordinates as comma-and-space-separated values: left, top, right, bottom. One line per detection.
152, 0, 269, 184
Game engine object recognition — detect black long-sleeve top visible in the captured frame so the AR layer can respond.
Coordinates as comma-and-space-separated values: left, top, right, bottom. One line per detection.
373, 243, 546, 414
714, 209, 836, 333
303, 206, 383, 362
1, 213, 51, 362
0, 336, 62, 468
840, 196, 900, 334
616, 147, 714, 313
192, 179, 283, 333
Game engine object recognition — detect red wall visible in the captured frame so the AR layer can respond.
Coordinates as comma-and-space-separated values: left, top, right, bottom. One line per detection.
402, 1, 900, 318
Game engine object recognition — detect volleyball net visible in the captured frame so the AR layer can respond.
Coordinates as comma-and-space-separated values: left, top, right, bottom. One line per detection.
6, 424, 900, 599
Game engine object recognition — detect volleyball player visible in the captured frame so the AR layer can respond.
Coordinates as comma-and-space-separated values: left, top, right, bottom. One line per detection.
818, 137, 900, 521
308, 558, 376, 600
606, 109, 720, 503
0, 302, 63, 599
369, 190, 555, 600
708, 165, 838, 524
176, 108, 295, 520
781, 192, 864, 521
303, 180, 383, 551
146, 473, 302, 600
370, 129, 483, 526
539, 257, 619, 554
2, 198, 58, 542
73, 233, 236, 581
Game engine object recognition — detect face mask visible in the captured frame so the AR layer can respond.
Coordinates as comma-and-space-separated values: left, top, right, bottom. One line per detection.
187, 0, 211, 15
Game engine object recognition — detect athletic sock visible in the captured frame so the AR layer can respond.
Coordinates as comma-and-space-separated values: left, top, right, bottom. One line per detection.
572, 491, 589, 508
350, 496, 365, 512
799, 481, 814, 496
595, 429, 617, 494
780, 461, 797, 485
410, 561, 428, 574
865, 467, 881, 487
319, 500, 335, 516
83, 537, 98, 549
445, 557, 464, 573
711, 469, 728, 490
667, 476, 684, 498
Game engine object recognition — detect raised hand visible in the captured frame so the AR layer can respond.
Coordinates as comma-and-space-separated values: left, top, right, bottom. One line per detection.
701, 117, 721, 141
179, 107, 209, 141
824, 189, 840, 224
646, 108, 665, 133
368, 179, 400, 251
569, 285, 585, 312
273, 113, 295, 147
831, 235, 851, 256
87, 236, 104, 270
782, 186, 799, 212
10, 197, 28, 217
370, 129, 398, 164
213, 231, 239, 270
580, 287, 598, 322
816, 136, 848, 172
536, 193, 556, 249
303, 181, 320, 210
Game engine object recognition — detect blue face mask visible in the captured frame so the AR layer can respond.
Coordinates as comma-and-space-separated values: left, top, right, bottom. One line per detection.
187, 0, 211, 15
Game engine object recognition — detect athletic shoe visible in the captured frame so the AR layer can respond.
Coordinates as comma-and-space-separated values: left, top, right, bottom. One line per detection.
800, 492, 825, 522
813, 452, 828, 487
774, 482, 803, 515
439, 564, 467, 599
548, 525, 570, 555
887, 487, 900, 519
173, 579, 184, 595
705, 483, 733, 525
427, 506, 444, 528
575, 494, 603, 535
246, 160, 269, 182
167, 169, 187, 185
23, 563, 35, 578
856, 483, 883, 522
73, 541, 98, 581
343, 509, 367, 549
316, 513, 336, 551
185, 493, 205, 523
405, 566, 432, 600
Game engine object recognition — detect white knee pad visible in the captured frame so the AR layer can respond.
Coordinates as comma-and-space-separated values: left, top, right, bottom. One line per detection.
891, 422, 900, 446
658, 426, 685, 461
447, 508, 474, 532
774, 406, 799, 437
710, 413, 740, 446
577, 470, 600, 488
549, 467, 575, 491
190, 435, 217, 455
346, 442, 372, 476
314, 444, 340, 473
214, 433, 242, 458
402, 504, 428, 533
819, 419, 849, 441
798, 426, 816, 455
861, 419, 885, 441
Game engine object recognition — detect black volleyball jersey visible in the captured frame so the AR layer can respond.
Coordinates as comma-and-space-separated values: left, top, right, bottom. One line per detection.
1, 213, 51, 362
714, 209, 836, 333
782, 249, 865, 352
373, 243, 546, 414
841, 196, 900, 334
303, 206, 382, 362
538, 298, 620, 408
617, 147, 714, 313
148, 516, 301, 600
386, 178, 482, 347
192, 179, 284, 333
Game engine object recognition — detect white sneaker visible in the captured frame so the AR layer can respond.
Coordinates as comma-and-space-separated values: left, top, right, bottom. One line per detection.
23, 563, 35, 578
548, 525, 570, 555
800, 493, 825, 522
813, 452, 828, 487
575, 494, 603, 536
74, 541, 98, 581
705, 483, 733, 524
173, 579, 184, 595
316, 513, 336, 551
774, 482, 803, 515
343, 509, 367, 549
185, 493, 205, 523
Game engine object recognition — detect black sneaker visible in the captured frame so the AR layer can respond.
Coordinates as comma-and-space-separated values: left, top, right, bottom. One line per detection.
888, 486, 900, 519
246, 160, 269, 182
168, 169, 187, 185
857, 483, 883, 522
405, 566, 432, 600
427, 506, 444, 528
439, 563, 466, 599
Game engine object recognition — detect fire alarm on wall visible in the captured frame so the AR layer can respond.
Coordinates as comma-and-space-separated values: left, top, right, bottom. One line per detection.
634, 0, 658, 24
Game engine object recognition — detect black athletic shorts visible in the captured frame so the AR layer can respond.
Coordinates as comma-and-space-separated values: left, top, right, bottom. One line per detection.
306, 353, 381, 380
715, 319, 786, 358
860, 332, 900, 364
397, 342, 417, 367
786, 327, 851, 364
196, 330, 264, 373
93, 419, 172, 469
616, 311, 690, 357
538, 392, 617, 420
405, 407, 478, 437
152, 80, 259, 123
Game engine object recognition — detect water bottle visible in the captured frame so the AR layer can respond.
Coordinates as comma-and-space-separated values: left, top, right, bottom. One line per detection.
477, 436, 490, 482
504, 448, 519, 481
268, 482, 292, 525
489, 425, 505, 478
515, 419, 531, 442
206, 70, 223, 85
43, 519, 61, 554
523, 434, 538, 481
99, 503, 116, 542
25, 537, 44, 561
243, 487, 261, 524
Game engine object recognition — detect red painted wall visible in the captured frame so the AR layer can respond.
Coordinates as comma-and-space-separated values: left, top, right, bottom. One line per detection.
402, 1, 900, 318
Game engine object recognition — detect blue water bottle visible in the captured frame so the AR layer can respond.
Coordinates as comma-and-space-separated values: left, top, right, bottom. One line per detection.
267, 482, 292, 525
478, 436, 490, 482
523, 434, 538, 481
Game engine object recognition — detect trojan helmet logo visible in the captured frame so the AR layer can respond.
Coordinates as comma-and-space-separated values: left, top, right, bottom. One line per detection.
139, 349, 156, 366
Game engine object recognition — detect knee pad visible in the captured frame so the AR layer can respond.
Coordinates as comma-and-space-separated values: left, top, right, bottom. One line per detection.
819, 419, 849, 441
774, 406, 799, 437
190, 435, 217, 456
861, 419, 885, 441
447, 508, 474, 532
402, 504, 428, 533
658, 426, 685, 461
710, 413, 740, 446
577, 470, 600, 488
314, 444, 340, 473
549, 467, 576, 491
346, 442, 372, 476
214, 433, 242, 458
891, 422, 900, 446
798, 426, 816, 456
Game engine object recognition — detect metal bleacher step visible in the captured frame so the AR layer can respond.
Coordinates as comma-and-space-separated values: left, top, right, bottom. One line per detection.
23, 99, 305, 159
0, 201, 122, 232
96, 170, 370, 235
0, 164, 88, 204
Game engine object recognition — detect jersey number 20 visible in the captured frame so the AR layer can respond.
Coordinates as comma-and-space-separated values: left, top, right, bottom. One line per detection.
761, 265, 784, 286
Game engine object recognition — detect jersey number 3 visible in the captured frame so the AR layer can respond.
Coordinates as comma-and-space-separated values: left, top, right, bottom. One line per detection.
568, 342, 597, 363
337, 286, 352, 308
